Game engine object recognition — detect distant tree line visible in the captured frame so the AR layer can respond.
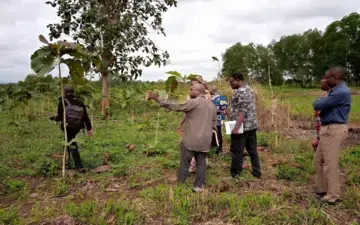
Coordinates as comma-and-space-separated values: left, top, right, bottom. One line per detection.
222, 12, 360, 87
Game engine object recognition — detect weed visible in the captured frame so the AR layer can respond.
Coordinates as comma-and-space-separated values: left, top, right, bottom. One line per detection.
275, 154, 313, 183
0, 208, 24, 225
35, 157, 59, 177
52, 178, 69, 197
66, 199, 144, 225
341, 187, 360, 210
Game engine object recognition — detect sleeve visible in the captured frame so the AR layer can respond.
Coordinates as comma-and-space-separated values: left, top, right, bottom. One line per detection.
55, 97, 63, 122
158, 99, 198, 112
220, 96, 228, 110
313, 91, 347, 111
213, 105, 217, 130
82, 104, 92, 131
233, 90, 249, 116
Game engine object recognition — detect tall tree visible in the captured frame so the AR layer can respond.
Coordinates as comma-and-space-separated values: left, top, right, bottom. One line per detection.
254, 44, 283, 86
272, 29, 322, 87
221, 42, 257, 79
322, 12, 360, 85
46, 0, 177, 117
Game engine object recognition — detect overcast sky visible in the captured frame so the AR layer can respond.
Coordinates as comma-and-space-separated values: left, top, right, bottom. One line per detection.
1, 0, 360, 83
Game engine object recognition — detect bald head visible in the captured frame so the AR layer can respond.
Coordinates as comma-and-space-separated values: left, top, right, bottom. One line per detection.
193, 83, 205, 93
325, 66, 346, 88
330, 66, 345, 80
210, 85, 218, 95
189, 83, 205, 98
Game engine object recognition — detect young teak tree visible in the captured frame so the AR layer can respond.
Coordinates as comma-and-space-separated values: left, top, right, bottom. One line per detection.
46, 0, 178, 119
31, 35, 99, 177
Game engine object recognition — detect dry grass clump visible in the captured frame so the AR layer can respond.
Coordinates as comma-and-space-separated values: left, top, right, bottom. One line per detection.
215, 81, 291, 133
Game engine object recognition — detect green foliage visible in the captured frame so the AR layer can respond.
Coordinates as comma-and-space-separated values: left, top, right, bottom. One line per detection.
222, 12, 360, 87
46, 0, 177, 81
273, 29, 322, 87
222, 42, 284, 85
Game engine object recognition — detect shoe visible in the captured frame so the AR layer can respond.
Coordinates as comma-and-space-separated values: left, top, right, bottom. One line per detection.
312, 187, 326, 197
252, 172, 262, 179
76, 168, 87, 173
192, 187, 205, 193
321, 195, 341, 205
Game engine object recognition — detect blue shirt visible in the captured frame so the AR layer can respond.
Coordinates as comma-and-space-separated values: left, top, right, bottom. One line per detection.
313, 82, 351, 124
212, 94, 228, 127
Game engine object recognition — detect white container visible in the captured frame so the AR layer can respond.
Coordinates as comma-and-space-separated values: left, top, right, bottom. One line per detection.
225, 121, 244, 135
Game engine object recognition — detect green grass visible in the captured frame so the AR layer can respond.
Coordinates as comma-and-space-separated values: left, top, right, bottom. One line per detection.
262, 86, 360, 122
0, 85, 359, 224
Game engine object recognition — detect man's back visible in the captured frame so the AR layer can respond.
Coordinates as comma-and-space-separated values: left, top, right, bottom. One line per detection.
182, 97, 217, 152
56, 95, 92, 130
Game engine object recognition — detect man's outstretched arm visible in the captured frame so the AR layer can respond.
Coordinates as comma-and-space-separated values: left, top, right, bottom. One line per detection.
148, 91, 198, 112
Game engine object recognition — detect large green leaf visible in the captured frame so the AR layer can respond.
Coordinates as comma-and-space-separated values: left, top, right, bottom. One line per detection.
39, 35, 50, 45
30, 47, 58, 75
165, 76, 178, 94
62, 59, 85, 85
166, 71, 182, 77
187, 74, 201, 81
211, 56, 219, 62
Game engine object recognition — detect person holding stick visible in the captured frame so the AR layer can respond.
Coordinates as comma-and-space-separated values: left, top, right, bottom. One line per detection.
50, 85, 93, 173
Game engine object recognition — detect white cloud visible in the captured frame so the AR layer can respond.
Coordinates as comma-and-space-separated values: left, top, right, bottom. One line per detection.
1, 0, 360, 83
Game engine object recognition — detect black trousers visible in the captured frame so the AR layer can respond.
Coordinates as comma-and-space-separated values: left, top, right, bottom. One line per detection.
177, 143, 207, 188
66, 128, 84, 169
211, 126, 223, 154
230, 129, 261, 178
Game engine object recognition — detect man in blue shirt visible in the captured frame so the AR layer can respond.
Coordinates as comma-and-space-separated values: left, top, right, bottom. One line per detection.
210, 86, 228, 154
313, 66, 351, 204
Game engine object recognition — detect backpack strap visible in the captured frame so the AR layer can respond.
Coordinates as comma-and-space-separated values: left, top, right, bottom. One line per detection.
64, 98, 71, 106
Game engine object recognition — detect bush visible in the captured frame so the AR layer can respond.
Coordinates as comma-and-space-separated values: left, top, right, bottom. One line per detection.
0, 208, 24, 225
35, 158, 59, 177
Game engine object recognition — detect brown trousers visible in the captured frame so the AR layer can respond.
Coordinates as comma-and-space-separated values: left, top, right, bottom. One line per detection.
315, 124, 348, 201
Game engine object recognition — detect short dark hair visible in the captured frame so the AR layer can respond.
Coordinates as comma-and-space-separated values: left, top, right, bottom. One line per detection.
329, 66, 346, 80
231, 72, 244, 81
64, 85, 75, 97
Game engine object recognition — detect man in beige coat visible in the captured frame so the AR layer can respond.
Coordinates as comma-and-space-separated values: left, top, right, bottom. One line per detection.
148, 84, 217, 192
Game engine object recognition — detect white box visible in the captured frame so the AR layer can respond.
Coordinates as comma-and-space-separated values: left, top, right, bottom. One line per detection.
225, 121, 244, 135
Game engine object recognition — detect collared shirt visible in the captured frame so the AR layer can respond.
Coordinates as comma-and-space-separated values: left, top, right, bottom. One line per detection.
212, 93, 228, 127
159, 96, 217, 152
313, 82, 351, 124
230, 85, 258, 131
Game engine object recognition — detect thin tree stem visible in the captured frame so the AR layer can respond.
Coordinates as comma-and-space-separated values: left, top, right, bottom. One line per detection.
59, 63, 68, 178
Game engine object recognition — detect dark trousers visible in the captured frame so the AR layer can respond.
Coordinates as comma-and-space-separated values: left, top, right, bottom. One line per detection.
177, 143, 207, 188
216, 125, 223, 153
211, 126, 223, 154
230, 129, 261, 178
66, 128, 84, 169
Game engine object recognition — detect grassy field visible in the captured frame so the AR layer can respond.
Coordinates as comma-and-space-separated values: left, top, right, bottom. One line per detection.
0, 84, 359, 225
262, 86, 360, 123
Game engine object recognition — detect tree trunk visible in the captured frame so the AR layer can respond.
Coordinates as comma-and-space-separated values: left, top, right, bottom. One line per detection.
101, 73, 110, 119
